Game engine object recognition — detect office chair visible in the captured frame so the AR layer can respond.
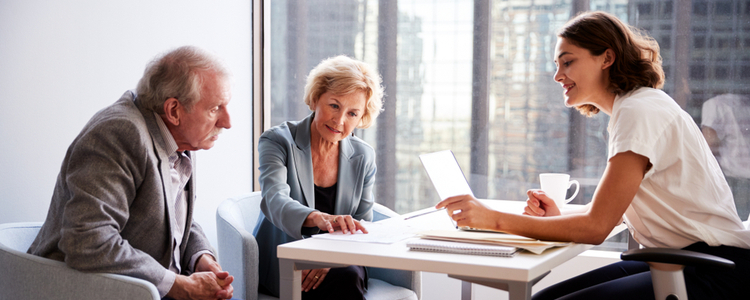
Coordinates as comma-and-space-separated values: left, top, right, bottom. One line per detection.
620, 218, 749, 300
621, 247, 734, 300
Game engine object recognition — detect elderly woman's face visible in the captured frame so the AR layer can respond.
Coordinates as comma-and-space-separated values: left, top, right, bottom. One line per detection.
311, 91, 367, 144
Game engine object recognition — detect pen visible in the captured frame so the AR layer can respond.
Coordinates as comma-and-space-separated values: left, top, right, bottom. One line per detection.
403, 207, 446, 220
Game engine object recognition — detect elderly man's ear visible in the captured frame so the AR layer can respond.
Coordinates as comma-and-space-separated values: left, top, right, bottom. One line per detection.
163, 98, 183, 126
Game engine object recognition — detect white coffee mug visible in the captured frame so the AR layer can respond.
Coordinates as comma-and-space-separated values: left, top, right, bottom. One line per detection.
539, 173, 580, 208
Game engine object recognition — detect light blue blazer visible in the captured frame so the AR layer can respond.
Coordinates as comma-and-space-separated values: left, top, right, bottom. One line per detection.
255, 113, 376, 295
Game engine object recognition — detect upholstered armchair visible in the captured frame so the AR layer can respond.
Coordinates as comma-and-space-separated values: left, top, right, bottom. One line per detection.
0, 222, 159, 299
216, 192, 421, 300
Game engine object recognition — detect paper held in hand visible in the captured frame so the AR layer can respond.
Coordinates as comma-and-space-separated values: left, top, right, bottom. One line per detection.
418, 230, 570, 255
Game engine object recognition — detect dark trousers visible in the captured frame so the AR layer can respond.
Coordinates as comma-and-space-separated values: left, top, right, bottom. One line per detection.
532, 242, 750, 300
259, 265, 366, 300
302, 265, 367, 300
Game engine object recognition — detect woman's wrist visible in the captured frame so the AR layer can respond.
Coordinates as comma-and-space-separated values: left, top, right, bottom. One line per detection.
492, 210, 506, 232
304, 211, 327, 227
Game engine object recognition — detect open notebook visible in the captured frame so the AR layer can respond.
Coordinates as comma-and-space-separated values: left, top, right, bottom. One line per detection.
417, 230, 569, 255
407, 239, 517, 257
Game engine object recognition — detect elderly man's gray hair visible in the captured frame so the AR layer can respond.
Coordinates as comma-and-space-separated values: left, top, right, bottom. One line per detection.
136, 46, 228, 113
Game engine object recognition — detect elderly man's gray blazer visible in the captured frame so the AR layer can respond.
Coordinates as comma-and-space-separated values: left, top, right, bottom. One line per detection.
28, 90, 214, 287
255, 113, 376, 296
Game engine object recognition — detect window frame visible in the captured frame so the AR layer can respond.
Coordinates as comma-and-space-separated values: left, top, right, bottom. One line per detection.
252, 0, 272, 191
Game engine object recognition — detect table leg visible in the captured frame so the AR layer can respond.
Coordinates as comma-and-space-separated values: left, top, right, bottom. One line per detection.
450, 271, 550, 300
279, 258, 302, 300
461, 281, 472, 300
506, 281, 532, 300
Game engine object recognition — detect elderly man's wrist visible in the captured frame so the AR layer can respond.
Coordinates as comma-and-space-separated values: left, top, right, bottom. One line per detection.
167, 274, 189, 299
194, 252, 216, 272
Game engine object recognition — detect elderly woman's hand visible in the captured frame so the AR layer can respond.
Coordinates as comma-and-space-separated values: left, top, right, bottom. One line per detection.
305, 211, 369, 234
301, 268, 330, 292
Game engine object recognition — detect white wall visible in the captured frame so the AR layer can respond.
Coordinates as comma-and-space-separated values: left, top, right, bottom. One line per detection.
0, 0, 253, 249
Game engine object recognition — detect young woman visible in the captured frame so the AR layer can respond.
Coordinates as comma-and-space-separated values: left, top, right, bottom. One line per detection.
436, 11, 750, 299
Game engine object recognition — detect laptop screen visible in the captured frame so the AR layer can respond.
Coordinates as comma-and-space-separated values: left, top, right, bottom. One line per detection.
419, 150, 474, 201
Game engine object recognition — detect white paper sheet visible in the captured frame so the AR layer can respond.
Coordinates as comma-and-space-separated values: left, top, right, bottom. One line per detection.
309, 214, 453, 244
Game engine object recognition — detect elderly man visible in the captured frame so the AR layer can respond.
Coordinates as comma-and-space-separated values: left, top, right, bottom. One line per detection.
28, 46, 234, 300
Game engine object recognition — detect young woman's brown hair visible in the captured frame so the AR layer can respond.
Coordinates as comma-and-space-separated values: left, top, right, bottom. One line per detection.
558, 11, 665, 116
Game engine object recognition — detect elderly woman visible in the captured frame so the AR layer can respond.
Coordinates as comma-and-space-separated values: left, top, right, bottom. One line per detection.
437, 11, 750, 299
255, 55, 383, 299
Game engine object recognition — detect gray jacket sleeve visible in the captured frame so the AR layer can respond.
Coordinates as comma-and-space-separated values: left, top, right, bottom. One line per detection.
57, 117, 169, 285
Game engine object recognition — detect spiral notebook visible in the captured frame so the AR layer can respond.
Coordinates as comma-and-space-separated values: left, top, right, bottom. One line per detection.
407, 239, 517, 257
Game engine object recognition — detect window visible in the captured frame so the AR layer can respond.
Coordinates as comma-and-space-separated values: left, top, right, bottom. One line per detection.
260, 0, 750, 252
741, 65, 750, 79
694, 2, 709, 16
716, 1, 733, 15
660, 35, 672, 49
691, 64, 706, 79
662, 1, 674, 17
715, 66, 729, 79
637, 3, 653, 16
695, 35, 706, 48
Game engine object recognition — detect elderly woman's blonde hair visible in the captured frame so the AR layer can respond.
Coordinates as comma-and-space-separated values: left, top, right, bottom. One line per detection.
303, 55, 384, 129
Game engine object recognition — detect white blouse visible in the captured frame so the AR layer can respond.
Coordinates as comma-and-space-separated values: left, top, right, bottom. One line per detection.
608, 87, 750, 249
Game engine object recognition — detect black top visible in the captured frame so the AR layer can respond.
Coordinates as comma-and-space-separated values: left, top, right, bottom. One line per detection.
314, 183, 337, 215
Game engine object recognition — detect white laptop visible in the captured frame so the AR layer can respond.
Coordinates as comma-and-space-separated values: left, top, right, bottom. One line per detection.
420, 150, 494, 231
419, 150, 474, 202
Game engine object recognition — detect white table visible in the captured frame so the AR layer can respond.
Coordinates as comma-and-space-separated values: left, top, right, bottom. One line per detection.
277, 200, 625, 300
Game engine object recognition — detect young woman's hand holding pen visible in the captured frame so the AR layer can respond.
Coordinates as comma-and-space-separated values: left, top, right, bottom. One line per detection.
435, 194, 501, 231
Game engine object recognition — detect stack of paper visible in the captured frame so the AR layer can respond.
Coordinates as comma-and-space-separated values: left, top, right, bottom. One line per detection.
418, 230, 569, 254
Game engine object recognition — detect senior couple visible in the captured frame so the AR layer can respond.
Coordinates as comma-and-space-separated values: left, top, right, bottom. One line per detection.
29, 10, 750, 300
27, 44, 382, 300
